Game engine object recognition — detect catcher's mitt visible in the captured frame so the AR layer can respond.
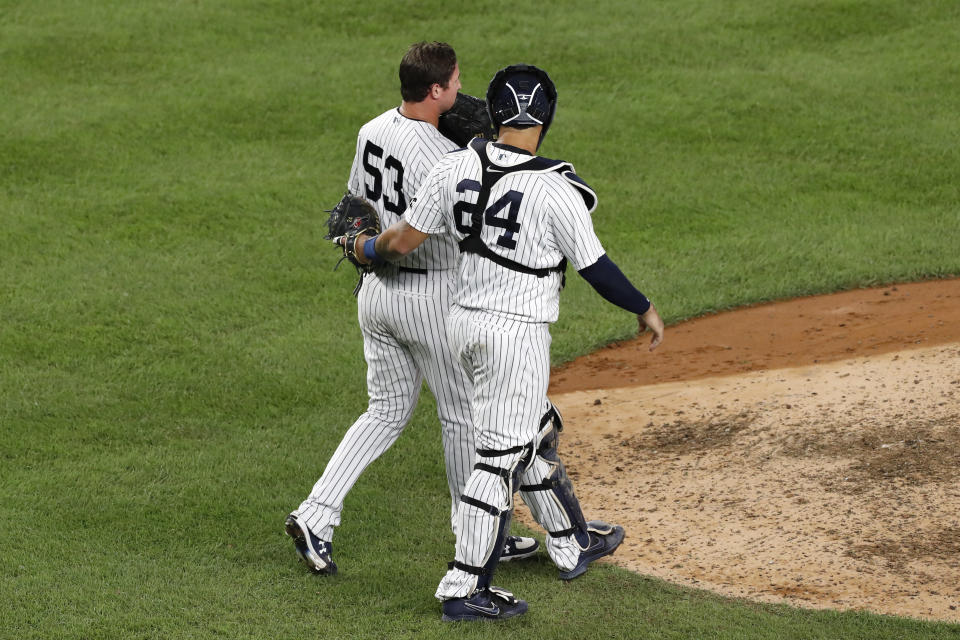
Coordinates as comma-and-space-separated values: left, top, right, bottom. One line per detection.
325, 193, 381, 272
438, 93, 497, 147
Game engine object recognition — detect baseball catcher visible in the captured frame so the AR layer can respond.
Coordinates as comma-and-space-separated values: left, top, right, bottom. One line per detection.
438, 92, 496, 147
345, 63, 665, 622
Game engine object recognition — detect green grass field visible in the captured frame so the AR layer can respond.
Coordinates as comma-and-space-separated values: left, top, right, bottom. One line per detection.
2, 0, 959, 638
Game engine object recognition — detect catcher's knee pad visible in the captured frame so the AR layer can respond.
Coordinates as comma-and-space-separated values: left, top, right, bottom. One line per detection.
519, 402, 590, 548
451, 443, 534, 589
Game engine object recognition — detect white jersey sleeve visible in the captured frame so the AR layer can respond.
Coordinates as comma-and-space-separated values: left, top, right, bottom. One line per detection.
405, 151, 470, 235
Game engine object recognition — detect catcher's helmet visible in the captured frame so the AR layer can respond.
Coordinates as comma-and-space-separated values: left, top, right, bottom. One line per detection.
486, 64, 557, 149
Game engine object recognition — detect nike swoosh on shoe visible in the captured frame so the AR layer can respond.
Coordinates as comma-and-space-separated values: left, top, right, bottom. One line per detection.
464, 602, 501, 616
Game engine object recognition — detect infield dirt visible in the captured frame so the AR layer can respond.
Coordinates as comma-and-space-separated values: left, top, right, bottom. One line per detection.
516, 278, 960, 622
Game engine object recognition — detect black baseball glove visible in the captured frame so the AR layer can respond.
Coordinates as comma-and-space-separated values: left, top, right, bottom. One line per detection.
325, 193, 381, 272
438, 93, 497, 147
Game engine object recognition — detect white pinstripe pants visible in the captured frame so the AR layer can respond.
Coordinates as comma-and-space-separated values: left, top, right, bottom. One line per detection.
297, 268, 475, 541
436, 306, 552, 599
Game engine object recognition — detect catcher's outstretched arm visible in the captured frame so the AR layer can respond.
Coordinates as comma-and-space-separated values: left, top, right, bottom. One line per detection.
375, 221, 428, 260
348, 221, 428, 265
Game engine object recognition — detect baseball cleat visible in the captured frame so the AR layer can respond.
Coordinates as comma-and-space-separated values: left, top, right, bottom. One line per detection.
284, 513, 337, 575
558, 520, 625, 581
441, 586, 528, 622
500, 535, 540, 562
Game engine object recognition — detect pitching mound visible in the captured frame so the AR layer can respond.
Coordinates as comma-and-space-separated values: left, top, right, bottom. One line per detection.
518, 279, 960, 622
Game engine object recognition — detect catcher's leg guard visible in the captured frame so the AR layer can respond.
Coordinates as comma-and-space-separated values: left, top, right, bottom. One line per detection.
438, 443, 533, 598
518, 402, 592, 568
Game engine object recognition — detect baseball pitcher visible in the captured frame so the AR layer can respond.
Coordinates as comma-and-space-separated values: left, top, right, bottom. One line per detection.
285, 44, 537, 576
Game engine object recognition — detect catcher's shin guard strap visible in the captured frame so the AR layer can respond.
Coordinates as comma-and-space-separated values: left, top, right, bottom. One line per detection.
448, 560, 489, 576
460, 495, 504, 517
518, 478, 557, 492
476, 444, 527, 457
541, 403, 562, 431
474, 462, 511, 480
548, 526, 579, 538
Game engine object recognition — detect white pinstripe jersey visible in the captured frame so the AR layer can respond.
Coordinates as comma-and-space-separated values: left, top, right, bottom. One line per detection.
347, 108, 459, 271
406, 141, 605, 323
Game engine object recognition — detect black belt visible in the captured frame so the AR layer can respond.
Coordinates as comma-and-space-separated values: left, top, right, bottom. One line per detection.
398, 266, 428, 274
